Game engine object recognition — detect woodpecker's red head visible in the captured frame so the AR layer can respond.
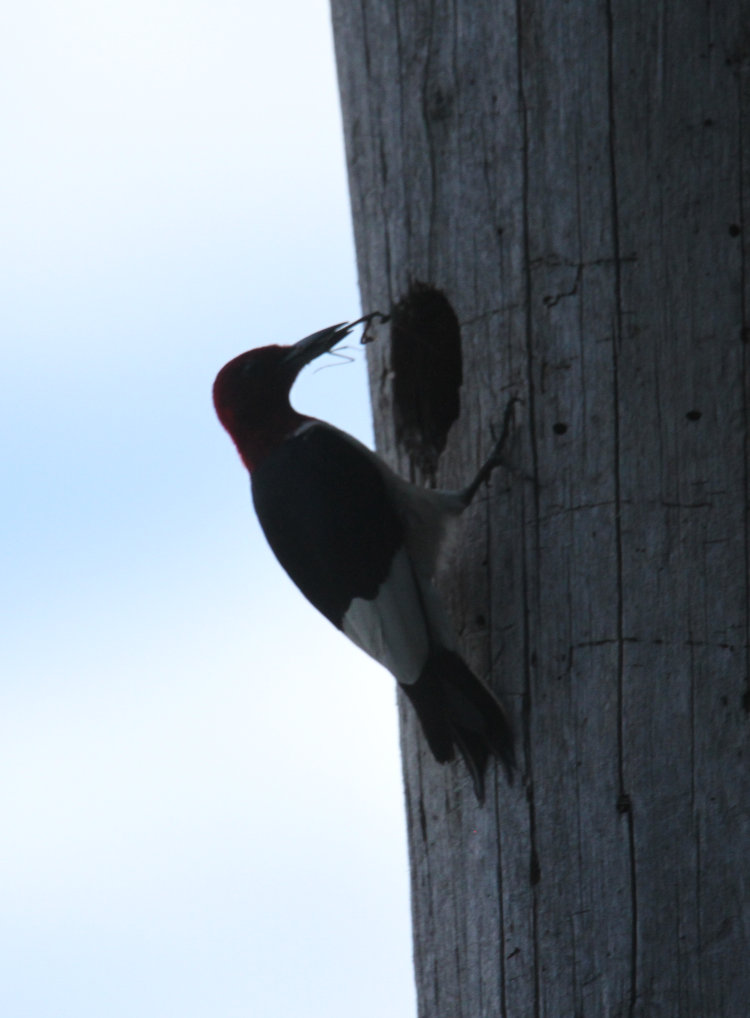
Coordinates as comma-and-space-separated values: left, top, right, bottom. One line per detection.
213, 322, 353, 471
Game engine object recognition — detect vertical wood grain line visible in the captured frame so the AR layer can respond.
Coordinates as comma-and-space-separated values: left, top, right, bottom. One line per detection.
605, 2, 639, 1014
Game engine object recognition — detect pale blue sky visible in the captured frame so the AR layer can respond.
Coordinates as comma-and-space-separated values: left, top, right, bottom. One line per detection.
1, 3, 414, 1015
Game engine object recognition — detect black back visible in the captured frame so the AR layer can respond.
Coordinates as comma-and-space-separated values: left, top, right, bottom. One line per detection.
251, 424, 403, 629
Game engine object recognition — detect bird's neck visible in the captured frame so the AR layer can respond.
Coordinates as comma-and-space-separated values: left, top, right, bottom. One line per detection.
232, 406, 312, 472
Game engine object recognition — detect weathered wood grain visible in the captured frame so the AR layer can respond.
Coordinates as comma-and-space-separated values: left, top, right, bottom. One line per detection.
330, 1, 750, 1015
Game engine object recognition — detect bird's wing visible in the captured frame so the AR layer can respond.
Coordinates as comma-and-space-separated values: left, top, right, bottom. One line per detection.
251, 422, 432, 682
339, 543, 431, 685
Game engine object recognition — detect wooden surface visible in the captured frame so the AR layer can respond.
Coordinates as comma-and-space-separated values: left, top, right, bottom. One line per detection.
330, 2, 750, 1015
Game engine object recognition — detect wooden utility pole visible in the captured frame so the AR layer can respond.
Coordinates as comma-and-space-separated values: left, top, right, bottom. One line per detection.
331, 2, 750, 1015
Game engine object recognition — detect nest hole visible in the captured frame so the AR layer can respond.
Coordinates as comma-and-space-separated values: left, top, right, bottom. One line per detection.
390, 283, 462, 480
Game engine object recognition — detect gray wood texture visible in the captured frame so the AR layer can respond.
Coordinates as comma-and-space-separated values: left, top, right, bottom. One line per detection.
330, 2, 750, 1015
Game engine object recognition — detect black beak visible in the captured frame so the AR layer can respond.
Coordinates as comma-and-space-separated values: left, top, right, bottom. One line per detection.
282, 322, 353, 369
282, 312, 389, 371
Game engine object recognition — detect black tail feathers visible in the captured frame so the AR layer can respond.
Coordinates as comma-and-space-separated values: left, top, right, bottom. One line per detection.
400, 648, 515, 803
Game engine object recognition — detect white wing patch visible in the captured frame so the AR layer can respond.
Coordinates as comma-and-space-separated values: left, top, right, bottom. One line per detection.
342, 547, 430, 686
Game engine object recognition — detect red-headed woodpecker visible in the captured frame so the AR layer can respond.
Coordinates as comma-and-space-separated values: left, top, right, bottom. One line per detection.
213, 319, 515, 802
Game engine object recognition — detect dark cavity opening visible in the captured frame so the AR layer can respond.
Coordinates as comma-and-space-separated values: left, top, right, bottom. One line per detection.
390, 283, 462, 480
